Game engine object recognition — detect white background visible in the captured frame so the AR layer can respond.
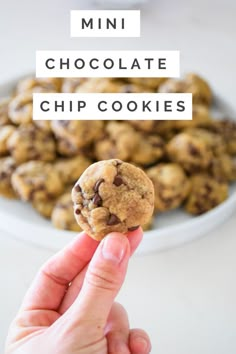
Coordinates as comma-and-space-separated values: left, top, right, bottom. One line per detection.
0, 0, 236, 353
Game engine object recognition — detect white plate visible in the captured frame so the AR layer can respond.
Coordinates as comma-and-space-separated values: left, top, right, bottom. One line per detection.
0, 76, 236, 255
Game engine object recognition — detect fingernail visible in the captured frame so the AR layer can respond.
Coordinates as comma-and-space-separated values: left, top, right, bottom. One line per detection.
114, 341, 129, 353
102, 235, 127, 264
134, 336, 149, 352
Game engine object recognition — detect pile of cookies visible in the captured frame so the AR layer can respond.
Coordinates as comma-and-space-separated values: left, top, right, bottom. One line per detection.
0, 74, 235, 232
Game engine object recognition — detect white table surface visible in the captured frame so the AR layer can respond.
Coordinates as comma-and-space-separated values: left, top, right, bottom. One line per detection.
0, 0, 236, 353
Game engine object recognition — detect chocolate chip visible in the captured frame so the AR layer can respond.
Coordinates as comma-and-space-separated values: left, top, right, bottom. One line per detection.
205, 183, 213, 193
188, 144, 201, 157
128, 225, 140, 231
0, 171, 7, 179
115, 160, 122, 167
113, 175, 123, 186
75, 184, 81, 192
122, 85, 133, 93
94, 178, 104, 193
153, 142, 162, 148
93, 193, 102, 206
194, 201, 205, 214
60, 120, 69, 127
75, 208, 80, 215
29, 130, 36, 139
107, 214, 121, 226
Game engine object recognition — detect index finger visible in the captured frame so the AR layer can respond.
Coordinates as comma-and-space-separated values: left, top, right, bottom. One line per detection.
21, 227, 143, 313
21, 232, 99, 311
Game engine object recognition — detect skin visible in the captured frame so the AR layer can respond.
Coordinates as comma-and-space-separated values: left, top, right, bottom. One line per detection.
5, 229, 151, 354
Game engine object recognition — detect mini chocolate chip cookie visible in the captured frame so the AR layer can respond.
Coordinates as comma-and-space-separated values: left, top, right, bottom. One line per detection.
76, 78, 153, 93
125, 78, 166, 90
128, 120, 175, 138
174, 104, 212, 130
142, 216, 154, 231
185, 174, 228, 215
8, 93, 33, 125
147, 163, 191, 211
0, 157, 17, 198
131, 134, 165, 166
209, 154, 236, 182
185, 128, 226, 157
159, 73, 212, 106
15, 77, 61, 94
72, 159, 154, 240
185, 73, 213, 106
119, 83, 154, 93
0, 125, 16, 156
54, 155, 92, 185
166, 131, 213, 173
7, 124, 56, 164
76, 78, 121, 93
12, 161, 64, 202
51, 120, 104, 156
32, 197, 57, 219
209, 119, 236, 155
94, 122, 140, 161
34, 120, 52, 133
52, 193, 82, 232
61, 78, 88, 93
0, 98, 11, 126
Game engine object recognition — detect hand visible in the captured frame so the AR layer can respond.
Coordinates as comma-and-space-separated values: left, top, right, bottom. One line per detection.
5, 229, 151, 354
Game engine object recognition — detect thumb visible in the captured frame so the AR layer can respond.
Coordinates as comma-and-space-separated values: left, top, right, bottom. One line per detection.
67, 233, 130, 331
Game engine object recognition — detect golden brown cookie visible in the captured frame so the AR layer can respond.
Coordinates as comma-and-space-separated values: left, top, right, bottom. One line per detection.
174, 104, 212, 130
15, 77, 61, 94
7, 124, 56, 164
0, 157, 17, 198
8, 93, 33, 125
131, 134, 165, 166
54, 155, 92, 185
61, 78, 88, 93
209, 154, 236, 182
166, 132, 213, 173
185, 174, 228, 215
51, 120, 104, 156
209, 119, 236, 155
52, 193, 82, 232
32, 198, 57, 218
147, 163, 190, 211
72, 159, 154, 240
95, 122, 140, 161
76, 78, 120, 93
142, 216, 154, 231
0, 125, 16, 156
125, 77, 166, 90
159, 73, 212, 106
12, 161, 64, 202
128, 120, 175, 137
76, 78, 153, 93
34, 120, 52, 133
0, 98, 11, 126
185, 128, 226, 157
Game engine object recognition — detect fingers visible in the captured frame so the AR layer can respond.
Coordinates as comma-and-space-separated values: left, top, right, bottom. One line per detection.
126, 227, 143, 256
106, 303, 130, 354
59, 228, 143, 314
63, 233, 130, 334
58, 265, 88, 314
129, 329, 152, 354
21, 232, 98, 311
